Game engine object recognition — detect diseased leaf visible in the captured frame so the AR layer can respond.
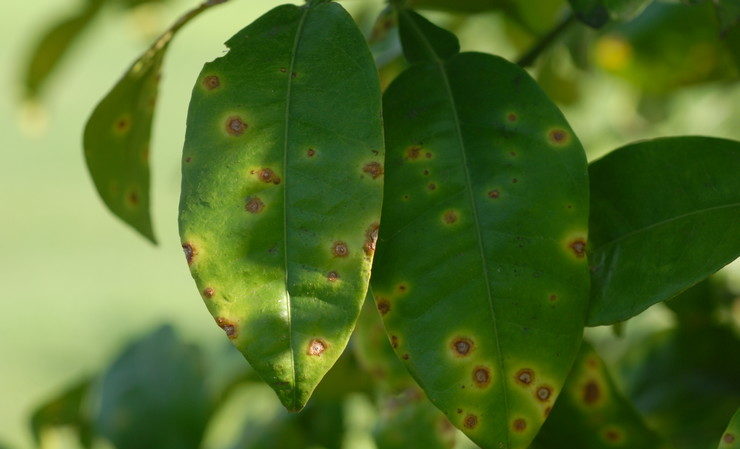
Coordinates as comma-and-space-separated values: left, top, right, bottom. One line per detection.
534, 343, 666, 449
586, 136, 740, 326
95, 326, 210, 449
568, 0, 652, 27
374, 389, 457, 449
23, 0, 105, 100
372, 9, 589, 449
718, 409, 740, 449
620, 326, 740, 449
30, 378, 94, 449
84, 0, 228, 243
178, 1, 384, 411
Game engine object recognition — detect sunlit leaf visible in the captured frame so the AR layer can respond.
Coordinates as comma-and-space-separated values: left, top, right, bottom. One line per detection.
534, 342, 666, 449
95, 325, 210, 449
178, 0, 384, 412
586, 136, 740, 325
372, 9, 590, 449
83, 0, 228, 243
30, 378, 94, 449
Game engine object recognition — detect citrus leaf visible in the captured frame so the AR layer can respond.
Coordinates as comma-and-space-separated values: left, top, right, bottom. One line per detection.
718, 409, 740, 449
95, 326, 210, 449
178, 1, 384, 411
586, 136, 740, 326
83, 0, 228, 243
30, 378, 94, 449
371, 9, 589, 449
534, 342, 666, 449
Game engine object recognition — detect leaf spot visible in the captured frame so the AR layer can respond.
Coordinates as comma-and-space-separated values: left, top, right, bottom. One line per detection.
507, 113, 518, 122
226, 116, 247, 136
583, 379, 601, 405
463, 414, 478, 429
332, 241, 349, 257
473, 367, 491, 388
515, 368, 534, 385
488, 190, 500, 199
327, 271, 339, 282
724, 433, 735, 443
513, 418, 527, 432
536, 385, 553, 402
402, 353, 409, 360
363, 162, 384, 179
569, 238, 587, 257
364, 223, 379, 256
308, 338, 326, 356
451, 338, 474, 357
257, 168, 281, 185
202, 75, 220, 90
548, 128, 570, 146
245, 196, 264, 213
377, 298, 390, 315
216, 317, 237, 339
307, 148, 316, 157
182, 243, 197, 265
442, 210, 458, 225
203, 287, 215, 298
390, 335, 398, 348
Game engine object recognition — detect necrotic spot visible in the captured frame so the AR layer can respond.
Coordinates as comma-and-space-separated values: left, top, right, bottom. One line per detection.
723, 433, 735, 443
332, 241, 349, 257
569, 238, 587, 257
226, 116, 247, 136
327, 271, 339, 282
548, 128, 570, 145
427, 183, 437, 191
513, 418, 527, 432
363, 162, 384, 179
406, 146, 421, 160
308, 338, 326, 356
364, 223, 379, 256
203, 75, 220, 90
488, 190, 500, 199
216, 317, 237, 339
473, 367, 491, 387
257, 168, 281, 185
377, 298, 390, 315
583, 380, 601, 405
536, 385, 553, 402
307, 148, 316, 157
182, 243, 196, 265
451, 338, 473, 357
442, 210, 458, 225
245, 196, 264, 213
402, 353, 409, 360
203, 287, 215, 298
390, 335, 398, 348
464, 414, 478, 429
515, 368, 534, 385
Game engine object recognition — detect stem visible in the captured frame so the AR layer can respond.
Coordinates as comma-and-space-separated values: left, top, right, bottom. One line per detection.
516, 12, 577, 68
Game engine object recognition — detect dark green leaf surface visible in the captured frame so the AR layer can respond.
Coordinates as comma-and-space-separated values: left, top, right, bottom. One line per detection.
372, 10, 589, 449
719, 409, 740, 449
84, 0, 227, 243
534, 342, 666, 449
621, 326, 740, 449
30, 378, 93, 449
95, 326, 210, 449
23, 0, 104, 99
568, 0, 652, 27
714, 0, 740, 36
179, 1, 384, 411
587, 136, 740, 325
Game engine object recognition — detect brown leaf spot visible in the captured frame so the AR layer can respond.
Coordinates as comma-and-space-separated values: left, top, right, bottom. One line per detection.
202, 75, 220, 90
604, 429, 622, 443
258, 168, 281, 185
397, 283, 407, 293
402, 353, 409, 360
226, 116, 247, 136
442, 210, 458, 225
536, 385, 553, 402
423, 169, 430, 175
548, 128, 570, 146
724, 433, 736, 443
425, 152, 432, 159
364, 223, 379, 256
203, 287, 215, 298
513, 418, 527, 432
245, 196, 264, 213
308, 338, 327, 356
488, 190, 500, 199
427, 182, 437, 191
185, 157, 192, 163
544, 407, 552, 417
451, 338, 474, 357
307, 148, 316, 157
114, 116, 131, 133
216, 317, 238, 339
473, 367, 491, 387
463, 414, 478, 429
512, 178, 519, 183
507, 113, 518, 122
363, 162, 384, 179
569, 238, 587, 258
332, 241, 349, 257
583, 380, 601, 405
390, 335, 398, 348
327, 271, 339, 282
406, 146, 421, 160
549, 294, 558, 302
456, 408, 462, 414
182, 243, 197, 265
515, 368, 534, 385
377, 298, 390, 315
126, 190, 139, 206
291, 72, 298, 79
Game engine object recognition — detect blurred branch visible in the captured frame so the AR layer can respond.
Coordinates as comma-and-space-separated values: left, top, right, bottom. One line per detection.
516, 12, 577, 67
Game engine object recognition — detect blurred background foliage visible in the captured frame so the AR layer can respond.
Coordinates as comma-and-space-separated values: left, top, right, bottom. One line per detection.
1, 0, 738, 448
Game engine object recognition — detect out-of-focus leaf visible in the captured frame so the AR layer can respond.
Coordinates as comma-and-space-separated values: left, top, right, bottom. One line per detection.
568, 0, 651, 28
30, 378, 94, 449
374, 389, 456, 449
586, 136, 740, 326
664, 278, 728, 330
373, 9, 589, 449
593, 1, 737, 94
95, 325, 210, 449
534, 342, 666, 448
23, 0, 105, 100
714, 0, 740, 36
354, 293, 416, 393
178, 1, 384, 412
718, 409, 740, 449
84, 0, 228, 243
536, 53, 581, 105
407, 0, 509, 13
620, 326, 740, 449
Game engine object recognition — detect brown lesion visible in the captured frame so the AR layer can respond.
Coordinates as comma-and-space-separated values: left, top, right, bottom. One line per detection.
332, 241, 349, 257
362, 162, 384, 179
216, 317, 238, 340
307, 338, 327, 356
256, 168, 281, 185
569, 238, 587, 258
377, 298, 390, 315
515, 368, 535, 386
203, 287, 215, 298
463, 414, 478, 429
582, 379, 601, 405
226, 116, 247, 136
723, 433, 736, 444
536, 385, 553, 402
182, 243, 197, 265
406, 146, 422, 160
548, 128, 570, 146
451, 337, 474, 357
512, 418, 527, 432
327, 271, 339, 282
363, 223, 379, 256
390, 335, 398, 348
245, 196, 265, 213
202, 75, 220, 90
473, 367, 491, 388
442, 210, 458, 225
113, 115, 131, 134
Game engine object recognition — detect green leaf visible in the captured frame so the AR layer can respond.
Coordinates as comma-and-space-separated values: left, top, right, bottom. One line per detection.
718, 409, 740, 449
374, 389, 457, 449
714, 0, 740, 36
95, 325, 210, 449
178, 2, 384, 412
23, 0, 105, 100
534, 342, 665, 449
83, 0, 227, 243
620, 326, 740, 449
372, 9, 590, 449
586, 136, 740, 326
406, 0, 509, 13
30, 378, 94, 449
568, 0, 652, 27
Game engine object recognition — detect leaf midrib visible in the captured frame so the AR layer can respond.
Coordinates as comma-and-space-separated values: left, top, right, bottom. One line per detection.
283, 4, 312, 411
401, 10, 511, 446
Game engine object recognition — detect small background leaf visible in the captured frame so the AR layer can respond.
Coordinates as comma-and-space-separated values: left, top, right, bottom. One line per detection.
29, 378, 94, 449
587, 136, 740, 325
